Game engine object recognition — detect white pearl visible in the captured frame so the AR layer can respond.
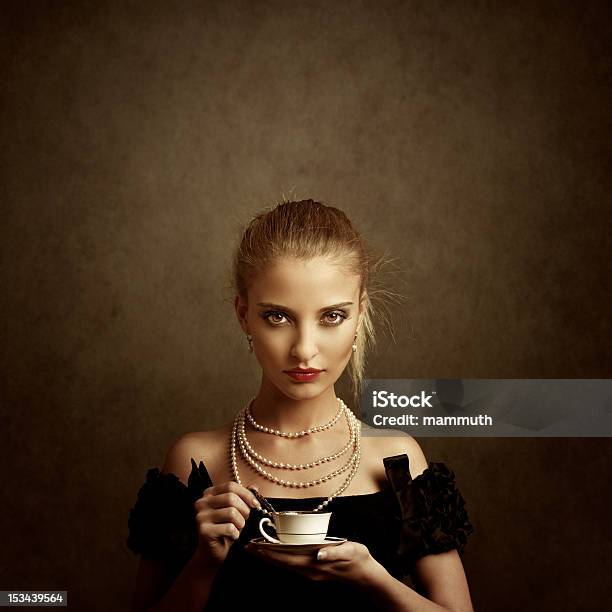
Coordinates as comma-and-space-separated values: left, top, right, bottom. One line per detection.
233, 401, 360, 506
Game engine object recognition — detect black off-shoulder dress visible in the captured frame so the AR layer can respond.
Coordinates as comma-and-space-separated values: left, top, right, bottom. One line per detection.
126, 454, 474, 611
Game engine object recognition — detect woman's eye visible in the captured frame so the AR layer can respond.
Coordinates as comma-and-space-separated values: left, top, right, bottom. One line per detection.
266, 312, 287, 324
323, 311, 347, 325
261, 311, 348, 326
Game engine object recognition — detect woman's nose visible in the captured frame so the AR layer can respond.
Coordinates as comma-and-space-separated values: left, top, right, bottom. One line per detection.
290, 326, 319, 361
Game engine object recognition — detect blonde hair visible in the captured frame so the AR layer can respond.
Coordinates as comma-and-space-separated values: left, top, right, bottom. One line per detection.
231, 198, 404, 410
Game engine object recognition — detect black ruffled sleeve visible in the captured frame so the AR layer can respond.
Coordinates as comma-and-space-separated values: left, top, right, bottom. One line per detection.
384, 454, 474, 574
126, 458, 213, 572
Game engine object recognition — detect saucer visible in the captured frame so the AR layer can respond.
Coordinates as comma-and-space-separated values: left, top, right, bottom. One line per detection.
249, 536, 347, 555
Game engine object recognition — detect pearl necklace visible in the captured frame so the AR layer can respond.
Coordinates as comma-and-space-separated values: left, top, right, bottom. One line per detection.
239, 401, 355, 469
245, 397, 344, 437
237, 409, 358, 486
230, 399, 362, 513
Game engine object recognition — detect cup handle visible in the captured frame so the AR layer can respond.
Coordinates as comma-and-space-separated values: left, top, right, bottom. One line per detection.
258, 517, 282, 544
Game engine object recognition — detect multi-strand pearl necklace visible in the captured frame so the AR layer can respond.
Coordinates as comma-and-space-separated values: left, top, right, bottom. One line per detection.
230, 397, 362, 513
245, 398, 345, 437
239, 402, 356, 470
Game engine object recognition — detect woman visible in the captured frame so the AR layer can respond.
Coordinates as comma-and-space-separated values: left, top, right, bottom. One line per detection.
127, 199, 475, 611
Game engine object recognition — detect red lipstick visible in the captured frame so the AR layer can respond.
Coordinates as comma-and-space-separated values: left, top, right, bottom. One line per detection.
284, 368, 323, 382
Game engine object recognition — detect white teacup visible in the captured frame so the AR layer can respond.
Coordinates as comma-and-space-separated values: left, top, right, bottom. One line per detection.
258, 511, 332, 544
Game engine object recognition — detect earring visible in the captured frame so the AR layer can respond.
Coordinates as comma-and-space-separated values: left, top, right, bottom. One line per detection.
352, 332, 357, 352
246, 334, 253, 353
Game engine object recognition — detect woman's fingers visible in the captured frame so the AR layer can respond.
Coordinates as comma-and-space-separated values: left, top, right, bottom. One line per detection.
203, 491, 252, 519
209, 506, 247, 530
193, 481, 261, 563
205, 521, 241, 541
199, 482, 260, 517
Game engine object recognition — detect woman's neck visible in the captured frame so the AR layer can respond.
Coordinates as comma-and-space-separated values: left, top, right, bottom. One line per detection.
249, 384, 341, 433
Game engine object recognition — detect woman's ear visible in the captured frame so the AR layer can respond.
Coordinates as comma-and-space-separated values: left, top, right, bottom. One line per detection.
234, 294, 249, 334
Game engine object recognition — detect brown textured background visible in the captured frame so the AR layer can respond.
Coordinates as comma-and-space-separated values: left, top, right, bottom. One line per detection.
1, 1, 611, 610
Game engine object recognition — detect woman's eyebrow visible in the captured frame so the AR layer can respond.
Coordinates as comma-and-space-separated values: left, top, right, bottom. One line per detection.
256, 301, 354, 314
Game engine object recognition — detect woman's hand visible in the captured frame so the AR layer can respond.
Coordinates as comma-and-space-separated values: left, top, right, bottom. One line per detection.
244, 540, 383, 586
193, 481, 261, 567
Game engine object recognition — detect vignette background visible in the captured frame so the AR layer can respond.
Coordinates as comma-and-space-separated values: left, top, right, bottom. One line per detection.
1, 1, 611, 609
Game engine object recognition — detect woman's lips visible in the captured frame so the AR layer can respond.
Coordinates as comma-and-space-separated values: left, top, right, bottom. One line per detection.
284, 370, 323, 382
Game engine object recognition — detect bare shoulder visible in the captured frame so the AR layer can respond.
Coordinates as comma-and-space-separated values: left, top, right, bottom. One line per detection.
161, 422, 232, 486
361, 421, 429, 480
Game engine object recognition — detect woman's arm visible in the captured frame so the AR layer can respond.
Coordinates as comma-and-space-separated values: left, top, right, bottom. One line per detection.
147, 553, 219, 612
365, 434, 474, 611
130, 552, 219, 612
129, 434, 223, 611
130, 557, 170, 611
361, 550, 474, 612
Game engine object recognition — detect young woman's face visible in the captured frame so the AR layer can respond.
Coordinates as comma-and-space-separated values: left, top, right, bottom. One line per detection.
236, 256, 364, 401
